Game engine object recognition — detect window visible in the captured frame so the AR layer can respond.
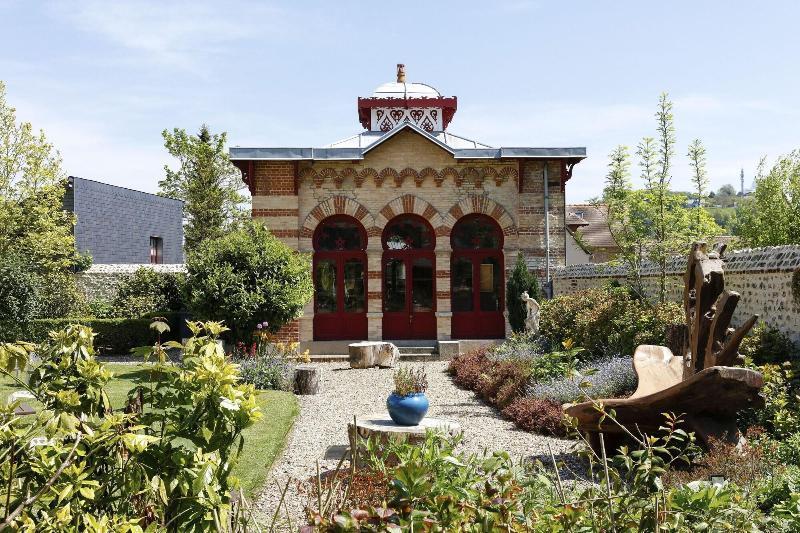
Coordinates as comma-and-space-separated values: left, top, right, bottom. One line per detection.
451, 214, 503, 249
149, 236, 163, 264
314, 216, 366, 251
382, 214, 434, 250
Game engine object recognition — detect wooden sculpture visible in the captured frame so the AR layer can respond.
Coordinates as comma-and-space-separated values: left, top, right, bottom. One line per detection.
565, 242, 765, 451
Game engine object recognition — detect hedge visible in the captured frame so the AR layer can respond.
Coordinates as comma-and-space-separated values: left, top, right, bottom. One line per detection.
0, 317, 173, 355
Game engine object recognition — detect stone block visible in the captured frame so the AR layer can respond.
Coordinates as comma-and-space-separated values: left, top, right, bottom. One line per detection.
437, 340, 459, 360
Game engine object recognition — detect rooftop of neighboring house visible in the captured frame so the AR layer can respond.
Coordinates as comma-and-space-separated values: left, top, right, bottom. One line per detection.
566, 204, 617, 250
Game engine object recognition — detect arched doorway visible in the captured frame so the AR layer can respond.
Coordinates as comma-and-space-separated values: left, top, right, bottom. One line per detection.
451, 214, 505, 339
313, 215, 367, 340
382, 214, 436, 339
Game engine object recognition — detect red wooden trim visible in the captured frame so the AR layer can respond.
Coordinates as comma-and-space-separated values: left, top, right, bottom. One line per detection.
232, 160, 254, 195
450, 213, 505, 250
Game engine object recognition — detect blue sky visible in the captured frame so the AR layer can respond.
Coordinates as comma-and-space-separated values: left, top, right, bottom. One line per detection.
1, 0, 798, 203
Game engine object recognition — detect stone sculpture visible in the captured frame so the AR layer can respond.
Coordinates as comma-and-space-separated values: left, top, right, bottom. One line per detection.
521, 291, 540, 334
565, 242, 765, 451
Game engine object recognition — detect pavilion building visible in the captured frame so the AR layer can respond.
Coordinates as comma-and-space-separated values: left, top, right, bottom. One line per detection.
230, 65, 585, 352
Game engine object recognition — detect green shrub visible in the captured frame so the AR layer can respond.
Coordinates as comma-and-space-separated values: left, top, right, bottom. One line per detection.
0, 321, 262, 530
185, 221, 313, 341
540, 286, 682, 359
506, 253, 542, 333
741, 322, 797, 365
109, 267, 184, 318
0, 317, 165, 354
0, 255, 39, 330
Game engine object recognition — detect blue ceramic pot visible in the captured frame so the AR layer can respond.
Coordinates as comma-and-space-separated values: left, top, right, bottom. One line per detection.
386, 392, 429, 426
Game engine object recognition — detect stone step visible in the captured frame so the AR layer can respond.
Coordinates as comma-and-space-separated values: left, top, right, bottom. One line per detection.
399, 352, 441, 362
397, 345, 437, 355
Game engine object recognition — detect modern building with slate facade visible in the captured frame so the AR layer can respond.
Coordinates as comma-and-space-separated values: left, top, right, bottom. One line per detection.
64, 176, 183, 264
229, 64, 586, 348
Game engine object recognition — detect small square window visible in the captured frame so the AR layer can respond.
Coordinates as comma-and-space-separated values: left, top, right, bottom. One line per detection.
150, 237, 163, 264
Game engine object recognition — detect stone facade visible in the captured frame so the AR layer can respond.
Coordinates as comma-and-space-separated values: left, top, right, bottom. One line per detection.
553, 246, 800, 344
231, 67, 585, 345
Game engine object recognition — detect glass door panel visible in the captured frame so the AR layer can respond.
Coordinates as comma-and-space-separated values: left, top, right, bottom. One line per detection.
479, 256, 501, 311
384, 258, 406, 313
343, 259, 365, 313
451, 257, 473, 312
411, 258, 433, 312
315, 260, 337, 313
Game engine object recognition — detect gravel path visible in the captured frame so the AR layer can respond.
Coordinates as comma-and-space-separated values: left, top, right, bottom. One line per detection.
254, 361, 578, 527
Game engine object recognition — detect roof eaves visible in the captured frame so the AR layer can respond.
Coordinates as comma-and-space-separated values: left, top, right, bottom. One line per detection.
500, 147, 587, 159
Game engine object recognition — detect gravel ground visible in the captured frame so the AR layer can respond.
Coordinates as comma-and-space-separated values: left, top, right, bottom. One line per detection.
254, 360, 579, 527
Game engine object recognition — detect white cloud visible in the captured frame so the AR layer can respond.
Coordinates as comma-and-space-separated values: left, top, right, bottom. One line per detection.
46, 0, 290, 69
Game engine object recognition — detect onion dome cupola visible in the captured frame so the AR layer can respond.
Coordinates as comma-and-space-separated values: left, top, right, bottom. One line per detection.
357, 64, 458, 132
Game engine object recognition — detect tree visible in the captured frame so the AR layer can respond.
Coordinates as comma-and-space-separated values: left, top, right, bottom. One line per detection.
687, 138, 708, 231
0, 81, 85, 318
159, 124, 247, 253
736, 151, 800, 246
185, 221, 313, 340
506, 253, 542, 333
597, 94, 723, 303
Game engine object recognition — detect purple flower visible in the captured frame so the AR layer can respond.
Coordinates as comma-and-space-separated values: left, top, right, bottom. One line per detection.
256, 323, 263, 330
262, 321, 269, 328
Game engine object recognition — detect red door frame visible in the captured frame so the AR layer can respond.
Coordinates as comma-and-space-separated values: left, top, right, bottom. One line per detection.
381, 214, 437, 340
450, 214, 506, 339
312, 215, 368, 341
381, 251, 437, 339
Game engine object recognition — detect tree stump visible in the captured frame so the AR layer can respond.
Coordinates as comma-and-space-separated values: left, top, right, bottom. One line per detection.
348, 342, 399, 369
294, 364, 320, 395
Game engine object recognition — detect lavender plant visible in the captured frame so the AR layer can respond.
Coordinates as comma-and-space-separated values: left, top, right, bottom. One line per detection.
528, 355, 637, 404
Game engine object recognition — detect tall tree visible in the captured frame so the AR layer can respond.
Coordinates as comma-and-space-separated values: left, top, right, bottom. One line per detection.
0, 81, 78, 273
599, 94, 723, 304
687, 138, 708, 229
0, 81, 85, 317
736, 151, 800, 246
636, 137, 657, 189
160, 125, 247, 253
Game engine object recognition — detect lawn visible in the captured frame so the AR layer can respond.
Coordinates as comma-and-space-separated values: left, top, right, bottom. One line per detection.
0, 363, 299, 498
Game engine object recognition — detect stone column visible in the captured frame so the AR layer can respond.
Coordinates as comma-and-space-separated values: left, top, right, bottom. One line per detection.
435, 238, 452, 340
366, 244, 383, 340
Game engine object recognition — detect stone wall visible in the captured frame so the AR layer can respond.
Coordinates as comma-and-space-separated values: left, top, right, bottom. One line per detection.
76, 264, 186, 302
552, 246, 800, 343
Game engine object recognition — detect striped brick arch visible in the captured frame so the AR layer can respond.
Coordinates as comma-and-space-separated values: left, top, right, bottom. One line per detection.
299, 195, 376, 240
445, 195, 517, 242
374, 195, 447, 236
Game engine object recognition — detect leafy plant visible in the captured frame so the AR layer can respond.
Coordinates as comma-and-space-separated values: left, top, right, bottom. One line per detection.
740, 322, 797, 365
185, 220, 313, 341
529, 355, 637, 404
392, 367, 427, 397
0, 254, 39, 328
0, 320, 262, 531
109, 267, 185, 318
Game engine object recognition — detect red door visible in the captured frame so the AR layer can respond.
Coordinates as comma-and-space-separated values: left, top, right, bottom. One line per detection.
313, 215, 368, 341
382, 252, 436, 339
450, 214, 505, 339
451, 252, 504, 339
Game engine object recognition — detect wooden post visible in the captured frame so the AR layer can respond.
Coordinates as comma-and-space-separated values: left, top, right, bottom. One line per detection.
294, 364, 320, 395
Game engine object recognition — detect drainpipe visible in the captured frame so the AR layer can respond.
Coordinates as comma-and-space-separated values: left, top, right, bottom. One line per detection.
543, 161, 551, 296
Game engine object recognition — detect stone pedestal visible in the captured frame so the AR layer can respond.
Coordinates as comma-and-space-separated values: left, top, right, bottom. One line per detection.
348, 341, 399, 369
348, 413, 461, 449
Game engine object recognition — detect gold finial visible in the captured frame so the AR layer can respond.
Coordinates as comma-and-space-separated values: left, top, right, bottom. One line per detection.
396, 63, 406, 83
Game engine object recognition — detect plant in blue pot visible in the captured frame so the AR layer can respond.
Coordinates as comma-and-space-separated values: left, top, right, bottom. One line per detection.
387, 367, 429, 425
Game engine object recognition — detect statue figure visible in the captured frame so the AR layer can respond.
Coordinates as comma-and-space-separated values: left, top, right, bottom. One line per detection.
520, 291, 540, 334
